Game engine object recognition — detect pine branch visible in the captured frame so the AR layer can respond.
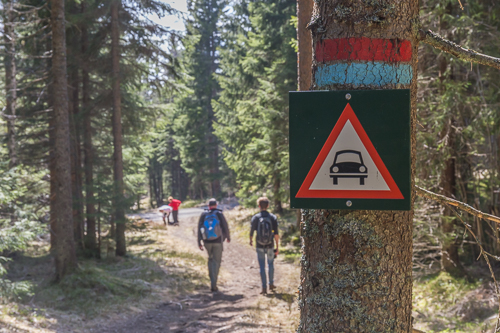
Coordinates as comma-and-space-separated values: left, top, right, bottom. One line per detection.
418, 29, 500, 71
415, 186, 500, 225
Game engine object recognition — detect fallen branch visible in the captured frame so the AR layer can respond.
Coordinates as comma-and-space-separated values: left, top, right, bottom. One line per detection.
415, 186, 500, 225
418, 29, 500, 71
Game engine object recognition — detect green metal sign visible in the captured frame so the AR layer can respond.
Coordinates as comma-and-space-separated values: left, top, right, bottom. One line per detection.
289, 90, 411, 211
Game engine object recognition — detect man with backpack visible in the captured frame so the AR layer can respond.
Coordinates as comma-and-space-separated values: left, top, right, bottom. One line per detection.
250, 197, 280, 295
197, 198, 230, 292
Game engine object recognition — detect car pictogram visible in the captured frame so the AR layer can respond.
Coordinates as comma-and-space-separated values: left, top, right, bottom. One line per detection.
330, 150, 368, 185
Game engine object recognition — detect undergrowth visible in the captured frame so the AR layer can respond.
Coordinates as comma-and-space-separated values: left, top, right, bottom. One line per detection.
413, 271, 497, 333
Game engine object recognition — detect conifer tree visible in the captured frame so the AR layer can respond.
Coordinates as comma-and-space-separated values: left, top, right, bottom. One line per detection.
50, 0, 77, 280
173, 0, 225, 199
214, 0, 296, 211
2, 0, 17, 168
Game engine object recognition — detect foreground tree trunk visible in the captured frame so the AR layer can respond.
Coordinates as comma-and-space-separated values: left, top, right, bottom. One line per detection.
111, 0, 126, 256
298, 1, 418, 331
82, 0, 98, 255
3, 0, 17, 168
51, 0, 77, 280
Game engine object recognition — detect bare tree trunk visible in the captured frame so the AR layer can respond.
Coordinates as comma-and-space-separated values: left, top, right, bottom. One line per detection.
3, 0, 17, 168
273, 175, 283, 214
296, 0, 312, 228
272, 138, 283, 214
49, 115, 56, 250
298, 1, 417, 331
440, 125, 465, 276
51, 0, 77, 280
69, 63, 84, 250
111, 0, 126, 256
82, 0, 97, 256
297, 0, 312, 91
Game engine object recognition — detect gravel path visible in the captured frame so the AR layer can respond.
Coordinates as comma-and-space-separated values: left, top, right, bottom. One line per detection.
99, 208, 293, 333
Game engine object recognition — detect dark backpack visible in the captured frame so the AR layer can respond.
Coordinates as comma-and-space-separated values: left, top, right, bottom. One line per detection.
202, 211, 222, 240
256, 215, 274, 246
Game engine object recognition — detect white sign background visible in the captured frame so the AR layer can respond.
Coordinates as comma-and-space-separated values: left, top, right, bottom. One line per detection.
309, 120, 390, 191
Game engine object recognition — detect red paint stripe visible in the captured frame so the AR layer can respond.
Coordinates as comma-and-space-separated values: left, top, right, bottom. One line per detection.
316, 37, 412, 63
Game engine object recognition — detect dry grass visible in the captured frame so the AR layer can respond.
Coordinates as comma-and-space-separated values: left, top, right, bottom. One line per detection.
0, 221, 209, 332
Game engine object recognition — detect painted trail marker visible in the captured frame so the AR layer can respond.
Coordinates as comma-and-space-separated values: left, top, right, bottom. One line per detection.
289, 90, 411, 210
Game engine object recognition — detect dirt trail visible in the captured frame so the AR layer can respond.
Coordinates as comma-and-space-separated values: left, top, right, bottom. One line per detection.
98, 209, 298, 333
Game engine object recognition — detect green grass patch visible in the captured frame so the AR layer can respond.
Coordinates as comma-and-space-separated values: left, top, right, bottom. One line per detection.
413, 271, 496, 333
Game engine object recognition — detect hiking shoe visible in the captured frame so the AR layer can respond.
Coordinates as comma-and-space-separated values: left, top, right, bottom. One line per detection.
269, 284, 277, 292
211, 286, 218, 292
260, 288, 267, 295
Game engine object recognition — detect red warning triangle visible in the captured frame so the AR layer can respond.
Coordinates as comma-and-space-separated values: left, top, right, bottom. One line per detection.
296, 103, 404, 199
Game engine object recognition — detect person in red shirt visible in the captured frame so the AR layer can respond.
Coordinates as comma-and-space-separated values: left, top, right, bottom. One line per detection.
168, 196, 182, 226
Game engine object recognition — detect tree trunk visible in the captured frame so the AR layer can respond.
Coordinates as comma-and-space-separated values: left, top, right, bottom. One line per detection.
69, 63, 84, 250
298, 1, 417, 331
440, 123, 464, 276
3, 0, 17, 168
296, 0, 312, 228
297, 0, 312, 91
82, 0, 97, 255
436, 3, 464, 277
111, 0, 126, 256
51, 0, 77, 280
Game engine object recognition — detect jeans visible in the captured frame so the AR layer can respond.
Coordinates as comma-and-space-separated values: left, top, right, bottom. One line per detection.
256, 247, 274, 288
204, 242, 222, 289
172, 210, 178, 224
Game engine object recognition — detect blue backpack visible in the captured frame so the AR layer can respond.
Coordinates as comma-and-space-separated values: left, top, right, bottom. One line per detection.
202, 211, 222, 240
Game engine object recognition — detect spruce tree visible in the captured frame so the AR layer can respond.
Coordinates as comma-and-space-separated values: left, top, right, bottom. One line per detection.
214, 0, 296, 211
173, 0, 225, 199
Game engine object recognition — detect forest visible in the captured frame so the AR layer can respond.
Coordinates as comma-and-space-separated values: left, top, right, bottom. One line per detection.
1, 0, 500, 332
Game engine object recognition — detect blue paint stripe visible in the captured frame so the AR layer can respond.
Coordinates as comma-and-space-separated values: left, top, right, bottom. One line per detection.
315, 62, 413, 87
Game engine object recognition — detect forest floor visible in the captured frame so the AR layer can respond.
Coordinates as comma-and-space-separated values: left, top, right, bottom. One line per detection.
0, 207, 301, 333
1, 206, 500, 332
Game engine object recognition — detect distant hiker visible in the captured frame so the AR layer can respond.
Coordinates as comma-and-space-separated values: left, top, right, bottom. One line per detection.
198, 198, 230, 292
168, 196, 182, 226
250, 197, 280, 295
158, 205, 172, 225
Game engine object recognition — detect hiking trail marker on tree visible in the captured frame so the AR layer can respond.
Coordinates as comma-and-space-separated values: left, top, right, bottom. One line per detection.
289, 90, 411, 210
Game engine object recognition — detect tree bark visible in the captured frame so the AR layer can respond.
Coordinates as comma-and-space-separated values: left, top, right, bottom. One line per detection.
69, 60, 84, 250
298, 1, 417, 331
3, 0, 17, 168
51, 0, 77, 280
111, 0, 126, 256
296, 0, 312, 228
297, 0, 312, 91
82, 0, 97, 255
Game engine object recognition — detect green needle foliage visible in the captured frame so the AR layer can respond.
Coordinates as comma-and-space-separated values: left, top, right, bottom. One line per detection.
214, 0, 296, 210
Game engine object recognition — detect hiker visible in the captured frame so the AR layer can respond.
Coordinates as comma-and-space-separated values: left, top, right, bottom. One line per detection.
158, 204, 172, 225
250, 197, 280, 295
198, 198, 230, 292
168, 196, 182, 226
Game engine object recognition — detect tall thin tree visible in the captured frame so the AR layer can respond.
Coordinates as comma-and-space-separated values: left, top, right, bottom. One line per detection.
111, 0, 126, 256
3, 0, 17, 168
81, 0, 97, 256
50, 0, 77, 280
